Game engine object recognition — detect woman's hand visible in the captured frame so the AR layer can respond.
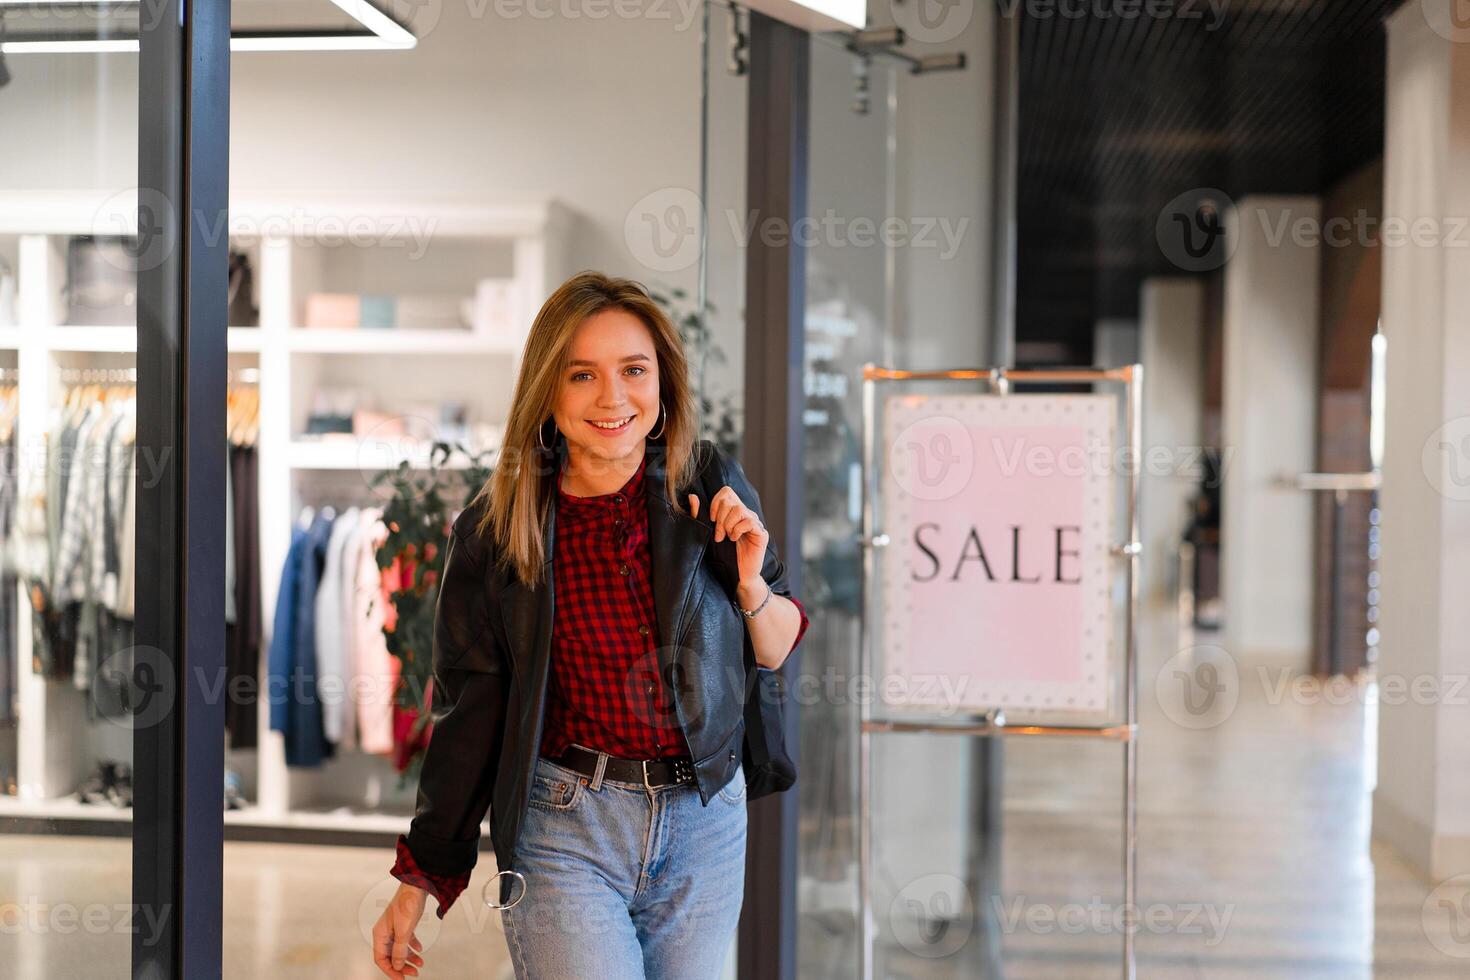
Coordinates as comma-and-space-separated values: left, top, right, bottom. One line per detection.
688, 485, 768, 589
372, 883, 429, 978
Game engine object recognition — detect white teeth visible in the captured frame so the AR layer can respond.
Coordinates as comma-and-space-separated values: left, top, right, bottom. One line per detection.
590, 416, 633, 430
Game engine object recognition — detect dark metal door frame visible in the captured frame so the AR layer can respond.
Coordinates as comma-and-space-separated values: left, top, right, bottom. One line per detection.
738, 12, 808, 980
134, 0, 230, 975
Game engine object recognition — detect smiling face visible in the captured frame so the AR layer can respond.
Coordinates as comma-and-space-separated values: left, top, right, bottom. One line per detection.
552, 307, 661, 470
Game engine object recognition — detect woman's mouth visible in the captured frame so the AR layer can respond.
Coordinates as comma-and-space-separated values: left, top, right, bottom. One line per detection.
587, 414, 636, 435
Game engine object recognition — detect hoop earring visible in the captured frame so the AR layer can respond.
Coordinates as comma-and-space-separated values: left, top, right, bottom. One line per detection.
648, 401, 666, 440
536, 418, 554, 452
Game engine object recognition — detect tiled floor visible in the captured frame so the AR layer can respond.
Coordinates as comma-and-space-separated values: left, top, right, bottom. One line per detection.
0, 834, 518, 980
1, 605, 1466, 978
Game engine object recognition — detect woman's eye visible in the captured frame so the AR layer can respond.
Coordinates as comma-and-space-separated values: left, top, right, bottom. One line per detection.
570, 371, 592, 382
625, 366, 647, 377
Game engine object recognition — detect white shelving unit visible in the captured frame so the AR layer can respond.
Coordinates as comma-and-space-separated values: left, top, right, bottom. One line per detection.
0, 192, 573, 839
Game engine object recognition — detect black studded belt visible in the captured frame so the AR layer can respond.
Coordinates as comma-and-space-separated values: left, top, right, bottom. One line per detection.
547, 744, 697, 789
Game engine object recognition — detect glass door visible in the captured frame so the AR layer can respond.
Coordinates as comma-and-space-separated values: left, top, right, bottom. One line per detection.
0, 2, 228, 977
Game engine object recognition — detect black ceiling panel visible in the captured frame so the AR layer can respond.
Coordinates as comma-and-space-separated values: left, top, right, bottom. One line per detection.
1013, 0, 1404, 352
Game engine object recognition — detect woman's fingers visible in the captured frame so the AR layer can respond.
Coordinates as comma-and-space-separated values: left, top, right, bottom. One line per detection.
391, 935, 414, 971
372, 921, 404, 980
727, 514, 758, 541
694, 487, 762, 544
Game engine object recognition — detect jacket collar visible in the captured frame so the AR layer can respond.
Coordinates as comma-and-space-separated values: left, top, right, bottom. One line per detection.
500, 439, 713, 669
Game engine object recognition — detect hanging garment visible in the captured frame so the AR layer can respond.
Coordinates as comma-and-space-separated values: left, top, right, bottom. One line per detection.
224, 444, 261, 750
314, 505, 360, 748
351, 507, 397, 755
225, 450, 236, 627
267, 521, 309, 740
268, 509, 338, 768
0, 420, 17, 725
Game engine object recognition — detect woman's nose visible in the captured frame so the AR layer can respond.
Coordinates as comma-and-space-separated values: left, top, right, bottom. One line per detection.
599, 377, 627, 406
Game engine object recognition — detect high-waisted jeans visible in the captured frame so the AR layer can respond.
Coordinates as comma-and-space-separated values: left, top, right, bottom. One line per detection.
500, 750, 748, 979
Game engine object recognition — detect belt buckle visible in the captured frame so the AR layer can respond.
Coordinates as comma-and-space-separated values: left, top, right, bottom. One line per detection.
642, 759, 657, 791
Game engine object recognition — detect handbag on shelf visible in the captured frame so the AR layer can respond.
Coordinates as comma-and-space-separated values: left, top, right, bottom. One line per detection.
693, 448, 798, 802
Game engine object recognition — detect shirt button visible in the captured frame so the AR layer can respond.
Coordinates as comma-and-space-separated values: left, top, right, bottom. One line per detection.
614, 518, 623, 526
613, 494, 624, 504
638, 624, 649, 636
620, 564, 630, 575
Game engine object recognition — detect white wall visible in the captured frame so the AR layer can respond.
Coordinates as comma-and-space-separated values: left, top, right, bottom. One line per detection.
0, 4, 708, 291
1374, 2, 1470, 881
1139, 279, 1204, 611
885, 4, 994, 367
1220, 196, 1320, 666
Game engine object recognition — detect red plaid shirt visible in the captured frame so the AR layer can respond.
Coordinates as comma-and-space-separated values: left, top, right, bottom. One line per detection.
393, 449, 809, 916
543, 450, 690, 759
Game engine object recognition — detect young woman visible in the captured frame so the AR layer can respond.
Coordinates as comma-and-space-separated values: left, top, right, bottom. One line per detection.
371, 271, 809, 979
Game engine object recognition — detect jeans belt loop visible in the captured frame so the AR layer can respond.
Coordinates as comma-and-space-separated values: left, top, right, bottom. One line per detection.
590, 749, 608, 792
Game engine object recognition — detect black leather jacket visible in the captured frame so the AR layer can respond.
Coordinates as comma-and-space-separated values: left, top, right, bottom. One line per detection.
401, 438, 798, 904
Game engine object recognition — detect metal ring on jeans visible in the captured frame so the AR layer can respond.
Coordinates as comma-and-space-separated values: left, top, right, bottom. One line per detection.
481, 870, 527, 911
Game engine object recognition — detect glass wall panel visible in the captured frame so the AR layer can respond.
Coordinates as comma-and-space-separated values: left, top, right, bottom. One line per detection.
220, 3, 719, 976
0, 16, 143, 979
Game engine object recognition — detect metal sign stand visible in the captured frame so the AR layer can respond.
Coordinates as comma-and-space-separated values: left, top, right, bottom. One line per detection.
857, 363, 1143, 980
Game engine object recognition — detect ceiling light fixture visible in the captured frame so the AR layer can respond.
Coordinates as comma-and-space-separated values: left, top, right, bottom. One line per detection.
0, 0, 417, 54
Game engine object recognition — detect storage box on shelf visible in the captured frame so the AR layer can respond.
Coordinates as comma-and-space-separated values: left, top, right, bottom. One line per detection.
0, 192, 568, 841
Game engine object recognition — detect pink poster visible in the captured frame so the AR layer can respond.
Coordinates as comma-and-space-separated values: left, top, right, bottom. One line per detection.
880, 394, 1116, 716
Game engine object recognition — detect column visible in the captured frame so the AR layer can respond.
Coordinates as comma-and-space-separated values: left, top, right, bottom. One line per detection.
1139, 279, 1204, 611
1220, 195, 1321, 667
1373, 2, 1470, 880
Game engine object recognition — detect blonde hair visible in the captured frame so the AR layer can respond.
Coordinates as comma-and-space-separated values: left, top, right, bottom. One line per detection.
470, 270, 700, 588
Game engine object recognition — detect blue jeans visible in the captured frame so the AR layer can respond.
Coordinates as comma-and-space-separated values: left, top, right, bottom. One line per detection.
501, 750, 748, 979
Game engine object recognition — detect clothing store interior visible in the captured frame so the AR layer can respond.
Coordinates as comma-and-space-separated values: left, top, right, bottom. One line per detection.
3, 0, 1468, 978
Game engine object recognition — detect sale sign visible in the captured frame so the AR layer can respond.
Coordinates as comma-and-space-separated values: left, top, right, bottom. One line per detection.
879, 394, 1117, 715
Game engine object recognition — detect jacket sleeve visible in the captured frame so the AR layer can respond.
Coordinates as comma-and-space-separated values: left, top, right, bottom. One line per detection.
392, 515, 508, 918
714, 445, 810, 657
